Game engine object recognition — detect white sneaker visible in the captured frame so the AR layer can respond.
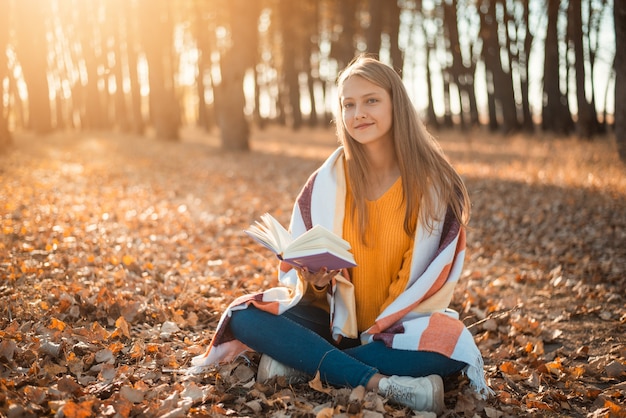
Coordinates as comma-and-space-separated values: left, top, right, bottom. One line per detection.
378, 374, 444, 414
257, 354, 308, 384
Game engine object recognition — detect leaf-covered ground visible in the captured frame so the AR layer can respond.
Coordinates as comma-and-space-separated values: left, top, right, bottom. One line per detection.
1, 127, 625, 418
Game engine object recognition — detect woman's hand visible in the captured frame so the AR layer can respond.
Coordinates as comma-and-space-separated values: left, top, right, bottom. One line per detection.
297, 267, 339, 289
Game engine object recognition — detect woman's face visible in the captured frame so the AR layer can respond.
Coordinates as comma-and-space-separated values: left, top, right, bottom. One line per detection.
340, 75, 393, 148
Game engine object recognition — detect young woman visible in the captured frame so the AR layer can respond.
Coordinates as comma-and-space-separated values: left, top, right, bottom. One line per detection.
192, 55, 491, 413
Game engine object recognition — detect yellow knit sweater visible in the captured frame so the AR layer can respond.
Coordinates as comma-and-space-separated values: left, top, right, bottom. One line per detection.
344, 177, 414, 331
305, 176, 414, 332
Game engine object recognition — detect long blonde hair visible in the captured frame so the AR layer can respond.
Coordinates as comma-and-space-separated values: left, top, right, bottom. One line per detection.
336, 55, 470, 238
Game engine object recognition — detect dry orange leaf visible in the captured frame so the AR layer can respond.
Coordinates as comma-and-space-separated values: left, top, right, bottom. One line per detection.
122, 255, 134, 266
129, 341, 144, 359
49, 318, 67, 331
108, 341, 125, 354
61, 400, 95, 418
114, 316, 131, 339
525, 398, 553, 411
308, 372, 333, 395
499, 361, 519, 375
91, 321, 110, 341
603, 399, 625, 414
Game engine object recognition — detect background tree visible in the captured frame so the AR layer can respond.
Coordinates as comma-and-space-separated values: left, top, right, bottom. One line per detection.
569, 0, 598, 139
333, 0, 360, 68
278, 0, 305, 130
0, 0, 618, 155
479, 0, 520, 133
443, 0, 479, 128
75, 1, 108, 130
107, 0, 129, 132
615, 0, 626, 162
0, 0, 10, 147
125, 1, 145, 135
193, 0, 217, 133
366, 0, 384, 56
301, 1, 323, 127
386, 0, 403, 69
507, 0, 534, 132
138, 0, 180, 140
214, 0, 260, 151
542, 0, 575, 135
14, 0, 52, 134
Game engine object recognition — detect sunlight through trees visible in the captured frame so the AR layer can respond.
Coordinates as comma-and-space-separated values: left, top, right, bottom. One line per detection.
0, 0, 619, 155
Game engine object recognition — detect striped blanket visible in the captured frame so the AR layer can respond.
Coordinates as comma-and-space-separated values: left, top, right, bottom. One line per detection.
191, 148, 491, 397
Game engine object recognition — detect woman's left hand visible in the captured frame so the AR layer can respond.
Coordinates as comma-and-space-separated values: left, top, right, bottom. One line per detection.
297, 267, 339, 289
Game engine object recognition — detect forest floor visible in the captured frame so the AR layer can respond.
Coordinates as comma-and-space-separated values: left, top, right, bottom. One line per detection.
0, 126, 625, 418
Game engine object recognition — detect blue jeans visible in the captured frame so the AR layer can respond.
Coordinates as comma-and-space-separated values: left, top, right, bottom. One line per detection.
228, 304, 466, 388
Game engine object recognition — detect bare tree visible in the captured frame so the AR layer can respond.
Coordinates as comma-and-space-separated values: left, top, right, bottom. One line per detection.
615, 0, 626, 162
479, 0, 520, 133
74, 1, 109, 130
214, 0, 259, 151
366, 0, 383, 56
586, 0, 610, 133
125, 1, 145, 135
138, 0, 180, 140
569, 0, 598, 139
507, 0, 535, 132
302, 2, 323, 127
443, 0, 479, 128
333, 0, 360, 68
107, 0, 129, 132
542, 0, 574, 135
14, 0, 53, 134
192, 0, 217, 132
386, 0, 403, 70
279, 0, 304, 129
0, 0, 11, 147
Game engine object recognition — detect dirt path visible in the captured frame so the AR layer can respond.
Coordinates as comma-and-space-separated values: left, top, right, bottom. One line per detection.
1, 127, 624, 417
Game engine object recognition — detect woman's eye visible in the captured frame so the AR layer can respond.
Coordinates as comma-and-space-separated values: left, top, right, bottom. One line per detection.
367, 98, 378, 104
343, 103, 354, 109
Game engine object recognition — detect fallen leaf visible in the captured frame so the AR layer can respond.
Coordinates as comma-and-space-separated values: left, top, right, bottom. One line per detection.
309, 372, 333, 395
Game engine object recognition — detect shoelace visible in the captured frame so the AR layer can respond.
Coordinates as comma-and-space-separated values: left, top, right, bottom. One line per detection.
384, 382, 413, 403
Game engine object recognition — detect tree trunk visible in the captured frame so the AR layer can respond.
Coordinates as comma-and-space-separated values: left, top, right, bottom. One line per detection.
541, 0, 573, 135
443, 0, 468, 128
386, 0, 403, 70
14, 0, 53, 134
302, 1, 320, 127
334, 0, 359, 67
110, 0, 129, 132
569, 0, 596, 139
215, 0, 258, 151
485, 71, 498, 131
615, 0, 626, 162
279, 0, 303, 130
481, 0, 520, 133
520, 0, 534, 132
194, 1, 216, 132
0, 0, 11, 147
479, 0, 499, 131
424, 39, 439, 128
442, 70, 454, 128
75, 1, 107, 130
586, 0, 605, 133
138, 0, 179, 140
366, 0, 383, 56
125, 1, 144, 134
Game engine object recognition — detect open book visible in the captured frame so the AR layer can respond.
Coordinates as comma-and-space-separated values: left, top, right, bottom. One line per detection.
244, 213, 357, 272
